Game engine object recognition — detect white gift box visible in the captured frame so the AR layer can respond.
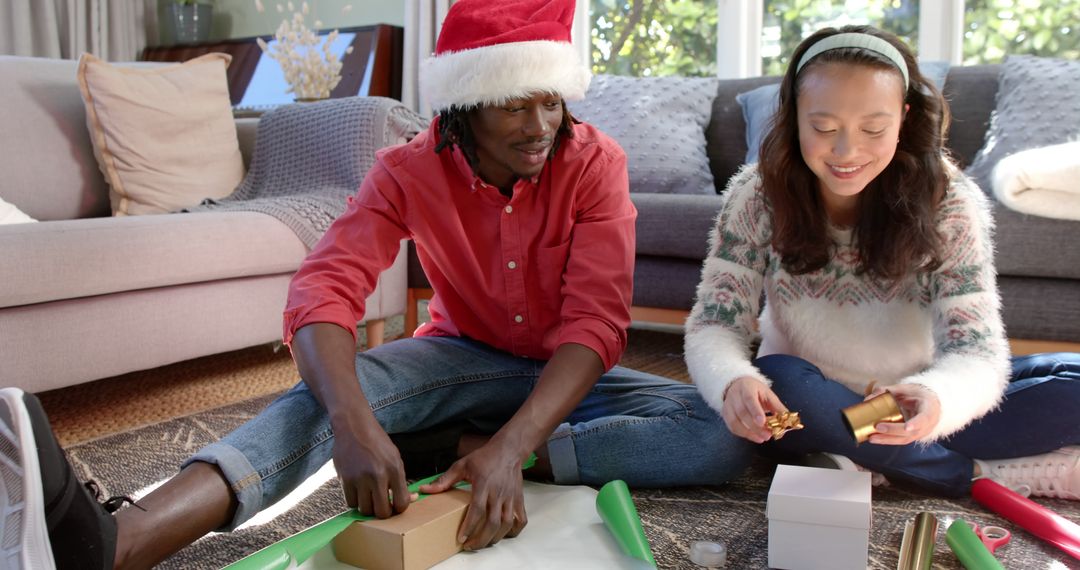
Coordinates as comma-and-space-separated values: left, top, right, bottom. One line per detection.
767, 464, 872, 570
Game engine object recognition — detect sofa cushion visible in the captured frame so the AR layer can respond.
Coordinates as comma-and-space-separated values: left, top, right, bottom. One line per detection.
966, 55, 1080, 194
998, 276, 1080, 341
707, 76, 777, 193
0, 56, 112, 221
77, 53, 245, 216
992, 202, 1080, 280
0, 211, 307, 309
568, 74, 718, 194
631, 193, 722, 260
939, 65, 999, 168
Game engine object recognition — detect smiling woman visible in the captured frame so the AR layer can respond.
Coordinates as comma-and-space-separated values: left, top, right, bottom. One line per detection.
684, 24, 1080, 503
761, 27, 945, 279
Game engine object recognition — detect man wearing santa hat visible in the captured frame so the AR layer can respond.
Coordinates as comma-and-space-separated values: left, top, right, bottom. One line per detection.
8, 1, 751, 568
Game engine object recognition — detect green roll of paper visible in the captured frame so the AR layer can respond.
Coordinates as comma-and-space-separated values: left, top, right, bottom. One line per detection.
596, 479, 656, 567
945, 519, 1004, 570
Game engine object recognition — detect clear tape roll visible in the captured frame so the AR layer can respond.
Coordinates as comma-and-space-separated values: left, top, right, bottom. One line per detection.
689, 540, 727, 568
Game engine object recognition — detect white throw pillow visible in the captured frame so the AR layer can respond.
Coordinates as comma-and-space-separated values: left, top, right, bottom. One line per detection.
0, 197, 36, 224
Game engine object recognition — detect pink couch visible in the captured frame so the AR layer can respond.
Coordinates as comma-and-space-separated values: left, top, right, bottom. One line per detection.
0, 55, 407, 393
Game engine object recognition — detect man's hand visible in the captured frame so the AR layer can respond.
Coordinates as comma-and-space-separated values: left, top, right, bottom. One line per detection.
289, 323, 414, 518
721, 376, 787, 443
333, 416, 413, 519
866, 385, 941, 445
418, 441, 527, 550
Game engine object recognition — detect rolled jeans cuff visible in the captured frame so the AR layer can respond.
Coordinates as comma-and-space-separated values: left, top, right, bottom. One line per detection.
547, 422, 580, 484
182, 441, 264, 531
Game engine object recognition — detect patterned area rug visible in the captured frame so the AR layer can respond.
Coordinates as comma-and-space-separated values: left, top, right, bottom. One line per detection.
63, 330, 1079, 569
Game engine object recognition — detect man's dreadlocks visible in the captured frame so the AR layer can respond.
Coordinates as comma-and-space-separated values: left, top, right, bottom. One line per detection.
433, 101, 579, 175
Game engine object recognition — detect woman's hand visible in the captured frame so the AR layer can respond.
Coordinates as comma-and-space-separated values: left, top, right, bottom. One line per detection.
867, 384, 941, 445
721, 376, 788, 444
419, 441, 527, 551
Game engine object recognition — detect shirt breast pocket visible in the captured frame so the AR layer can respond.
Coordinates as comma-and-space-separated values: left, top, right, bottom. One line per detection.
532, 239, 572, 313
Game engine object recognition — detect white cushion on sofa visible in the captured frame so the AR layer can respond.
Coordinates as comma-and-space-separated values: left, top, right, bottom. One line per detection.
0, 196, 36, 224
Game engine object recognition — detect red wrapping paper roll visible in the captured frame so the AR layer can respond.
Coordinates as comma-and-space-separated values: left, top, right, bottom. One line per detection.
971, 478, 1080, 560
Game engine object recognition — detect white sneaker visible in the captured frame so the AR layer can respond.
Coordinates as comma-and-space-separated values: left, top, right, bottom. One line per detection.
0, 388, 56, 570
978, 446, 1080, 500
804, 452, 891, 487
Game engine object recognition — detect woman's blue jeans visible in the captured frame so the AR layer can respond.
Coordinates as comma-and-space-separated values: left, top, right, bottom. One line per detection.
186, 336, 754, 529
756, 352, 1080, 497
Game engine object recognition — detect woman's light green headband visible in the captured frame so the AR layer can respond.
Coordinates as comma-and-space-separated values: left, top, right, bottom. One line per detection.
795, 32, 910, 89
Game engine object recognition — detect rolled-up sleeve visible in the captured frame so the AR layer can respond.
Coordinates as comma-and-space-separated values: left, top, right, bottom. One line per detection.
555, 147, 636, 370
282, 161, 410, 347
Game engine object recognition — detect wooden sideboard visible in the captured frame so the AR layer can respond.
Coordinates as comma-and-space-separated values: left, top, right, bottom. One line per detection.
141, 24, 404, 107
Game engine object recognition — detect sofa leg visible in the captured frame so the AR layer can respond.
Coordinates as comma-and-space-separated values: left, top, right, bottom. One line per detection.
405, 288, 435, 334
366, 319, 385, 349
405, 289, 418, 334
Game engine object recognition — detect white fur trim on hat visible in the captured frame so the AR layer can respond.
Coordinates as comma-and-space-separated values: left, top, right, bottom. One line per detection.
420, 40, 591, 111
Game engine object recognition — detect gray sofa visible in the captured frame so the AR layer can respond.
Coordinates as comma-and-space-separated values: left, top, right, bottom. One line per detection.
407, 65, 1080, 347
0, 55, 407, 393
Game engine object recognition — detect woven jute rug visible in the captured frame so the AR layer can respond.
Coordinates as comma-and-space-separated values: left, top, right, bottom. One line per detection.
55, 328, 1080, 569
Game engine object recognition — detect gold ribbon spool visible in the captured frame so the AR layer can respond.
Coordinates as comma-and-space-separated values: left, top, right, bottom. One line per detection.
840, 391, 904, 444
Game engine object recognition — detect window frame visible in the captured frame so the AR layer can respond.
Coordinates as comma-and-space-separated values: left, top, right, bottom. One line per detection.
576, 0, 967, 79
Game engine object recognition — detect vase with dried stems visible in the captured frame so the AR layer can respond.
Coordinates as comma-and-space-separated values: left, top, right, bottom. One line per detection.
254, 0, 354, 101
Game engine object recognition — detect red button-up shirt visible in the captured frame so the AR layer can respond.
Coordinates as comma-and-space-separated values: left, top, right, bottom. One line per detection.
283, 119, 636, 370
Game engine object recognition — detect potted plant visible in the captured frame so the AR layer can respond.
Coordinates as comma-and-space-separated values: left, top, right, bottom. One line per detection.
164, 0, 214, 45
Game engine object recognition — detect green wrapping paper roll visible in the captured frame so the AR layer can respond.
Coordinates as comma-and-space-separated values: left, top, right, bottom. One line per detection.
945, 519, 1004, 570
596, 480, 657, 567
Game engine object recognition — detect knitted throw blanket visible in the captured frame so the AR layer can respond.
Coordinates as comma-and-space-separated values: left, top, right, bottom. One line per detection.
190, 97, 427, 248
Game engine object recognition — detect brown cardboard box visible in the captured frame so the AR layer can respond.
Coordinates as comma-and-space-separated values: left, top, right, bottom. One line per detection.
332, 488, 471, 570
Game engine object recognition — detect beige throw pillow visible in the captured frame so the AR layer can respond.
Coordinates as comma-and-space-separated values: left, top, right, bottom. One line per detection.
77, 53, 245, 216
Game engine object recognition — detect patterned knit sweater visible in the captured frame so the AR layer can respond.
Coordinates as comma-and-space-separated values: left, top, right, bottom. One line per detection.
684, 164, 1011, 441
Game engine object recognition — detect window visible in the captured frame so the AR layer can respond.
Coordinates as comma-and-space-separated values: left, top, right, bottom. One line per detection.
762, 1, 919, 76
590, 0, 717, 76
585, 1, 1077, 78
963, 0, 1080, 64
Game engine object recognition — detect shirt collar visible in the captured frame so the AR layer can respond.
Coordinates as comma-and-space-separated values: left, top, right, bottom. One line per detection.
452, 145, 543, 194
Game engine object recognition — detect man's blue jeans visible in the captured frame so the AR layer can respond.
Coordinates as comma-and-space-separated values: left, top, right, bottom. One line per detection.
187, 336, 754, 529
756, 352, 1080, 497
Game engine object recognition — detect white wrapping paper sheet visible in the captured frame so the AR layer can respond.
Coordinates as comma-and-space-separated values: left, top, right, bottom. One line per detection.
293, 481, 654, 569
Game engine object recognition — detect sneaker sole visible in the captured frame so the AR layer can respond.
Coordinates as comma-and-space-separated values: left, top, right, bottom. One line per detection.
0, 387, 56, 570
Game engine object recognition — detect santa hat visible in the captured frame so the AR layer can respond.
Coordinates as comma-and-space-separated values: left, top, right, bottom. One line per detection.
420, 0, 591, 111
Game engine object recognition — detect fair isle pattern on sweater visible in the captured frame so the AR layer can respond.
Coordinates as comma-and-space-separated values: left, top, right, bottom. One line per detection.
684, 164, 1010, 441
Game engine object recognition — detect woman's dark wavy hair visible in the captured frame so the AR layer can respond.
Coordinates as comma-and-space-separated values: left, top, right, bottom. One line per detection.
758, 25, 950, 280
432, 98, 578, 175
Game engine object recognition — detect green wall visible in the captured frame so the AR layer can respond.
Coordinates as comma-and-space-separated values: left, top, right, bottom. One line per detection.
158, 0, 405, 44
